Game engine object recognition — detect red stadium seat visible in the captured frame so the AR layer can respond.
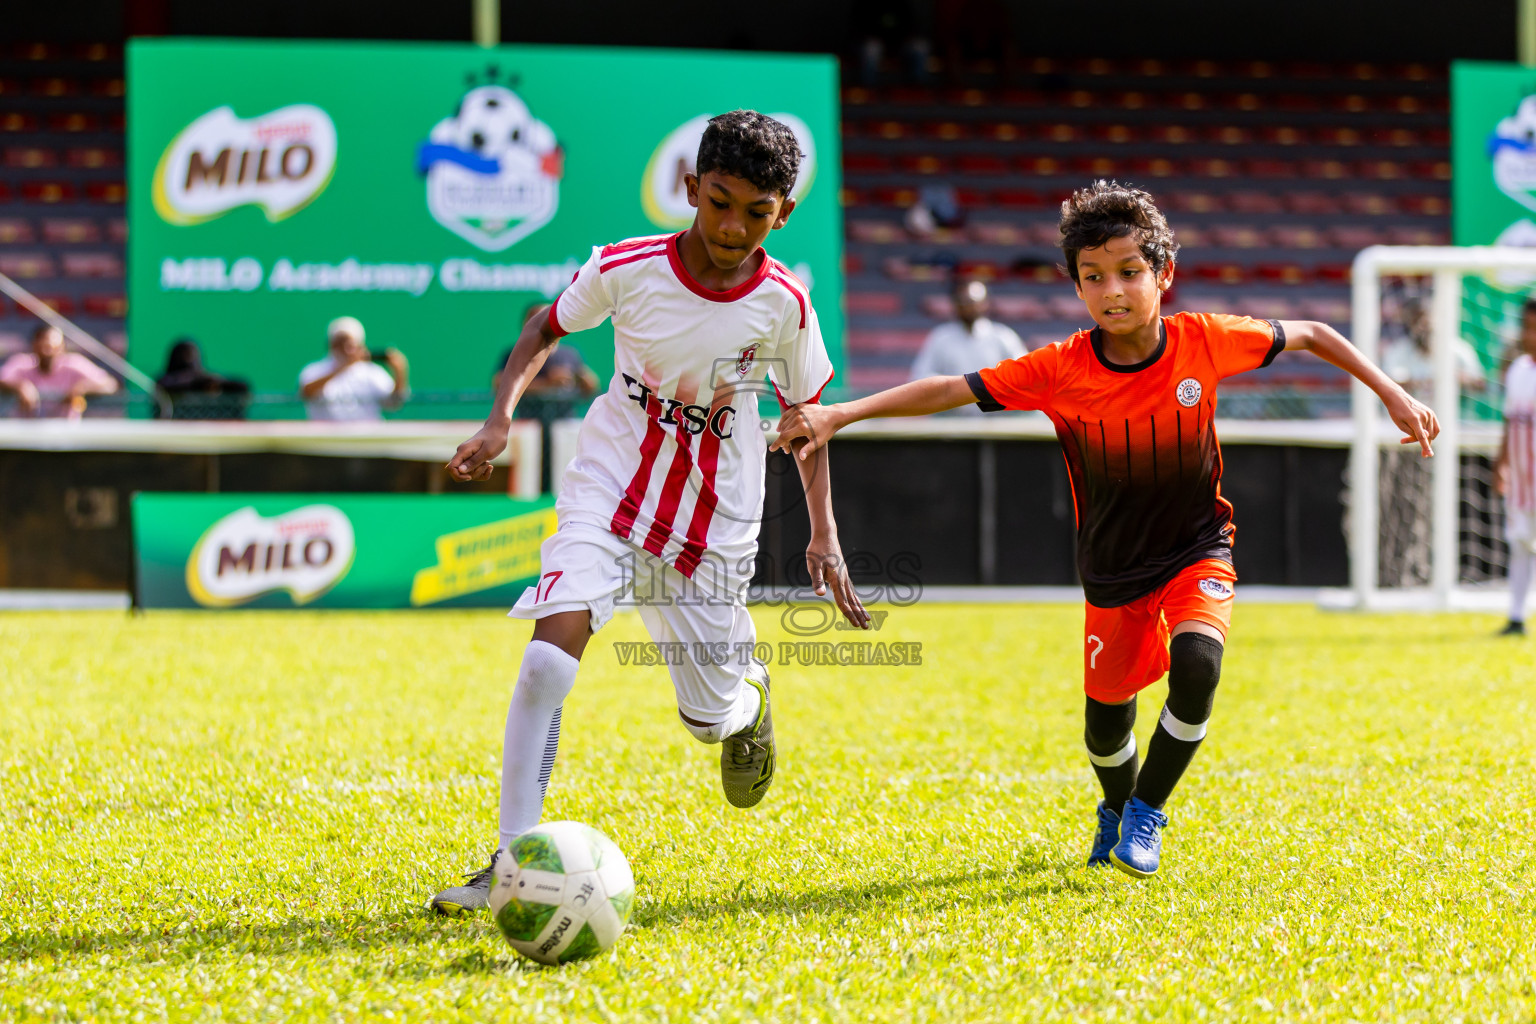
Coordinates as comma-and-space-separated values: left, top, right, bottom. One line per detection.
919, 294, 954, 318
990, 295, 1050, 320
1115, 91, 1154, 110
83, 294, 127, 317
1192, 263, 1248, 284
1328, 225, 1385, 248
62, 252, 123, 278
3, 146, 56, 168
1285, 192, 1341, 215
846, 366, 915, 392
969, 221, 1031, 244
76, 43, 121, 61
896, 154, 949, 175
0, 112, 40, 132
1409, 159, 1452, 181
847, 221, 906, 244
1358, 159, 1406, 180
15, 43, 62, 61
1167, 191, 1224, 213
1224, 93, 1264, 112
955, 154, 1011, 175
839, 186, 865, 207
870, 185, 918, 207
955, 259, 1003, 280
846, 291, 903, 316
1399, 194, 1448, 216
844, 153, 894, 174
1299, 297, 1351, 322
1314, 264, 1352, 283
30, 294, 74, 316
1246, 159, 1297, 178
1274, 93, 1322, 112
1047, 295, 1084, 319
1147, 125, 1196, 145
42, 217, 101, 243
1210, 225, 1267, 248
1255, 262, 1311, 284
1343, 192, 1396, 215
30, 77, 77, 97
873, 120, 909, 140
1173, 224, 1207, 247
1315, 126, 1362, 146
86, 181, 125, 203
1189, 157, 1239, 178
1261, 126, 1310, 145
980, 122, 1026, 142
1130, 156, 1183, 177
992, 187, 1046, 209
1094, 124, 1140, 144
1368, 127, 1419, 147
1172, 91, 1210, 111
1228, 191, 1284, 214
1302, 159, 1352, 179
1269, 226, 1326, 249
1334, 94, 1372, 114
841, 87, 873, 106
1073, 155, 1122, 177
843, 253, 864, 275
1018, 156, 1066, 176
106, 218, 128, 243
1386, 226, 1449, 245
1028, 222, 1064, 245
1041, 123, 1083, 143
0, 218, 34, 244
47, 112, 99, 132
20, 181, 77, 203
924, 121, 970, 141
848, 329, 928, 355
0, 78, 22, 97
0, 253, 56, 278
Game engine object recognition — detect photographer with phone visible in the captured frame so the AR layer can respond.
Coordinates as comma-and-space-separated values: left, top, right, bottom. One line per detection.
298, 315, 410, 421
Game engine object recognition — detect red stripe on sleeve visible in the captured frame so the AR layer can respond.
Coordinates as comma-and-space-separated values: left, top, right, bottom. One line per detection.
610, 395, 667, 539
599, 249, 667, 275
547, 296, 568, 338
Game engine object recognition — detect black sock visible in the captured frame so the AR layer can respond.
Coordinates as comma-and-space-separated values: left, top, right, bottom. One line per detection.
1133, 633, 1223, 810
1084, 695, 1138, 811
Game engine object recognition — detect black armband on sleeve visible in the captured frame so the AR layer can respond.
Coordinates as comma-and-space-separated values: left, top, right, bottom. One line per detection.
965, 370, 1005, 413
1261, 319, 1287, 368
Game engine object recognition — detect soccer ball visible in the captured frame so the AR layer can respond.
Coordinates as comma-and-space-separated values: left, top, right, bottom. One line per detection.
488, 821, 635, 966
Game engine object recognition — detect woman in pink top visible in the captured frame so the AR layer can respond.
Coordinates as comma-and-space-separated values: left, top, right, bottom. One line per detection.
0, 325, 118, 419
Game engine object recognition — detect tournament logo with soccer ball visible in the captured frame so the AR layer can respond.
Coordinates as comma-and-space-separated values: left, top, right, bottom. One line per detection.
1176, 377, 1203, 407
1489, 95, 1536, 216
416, 72, 564, 252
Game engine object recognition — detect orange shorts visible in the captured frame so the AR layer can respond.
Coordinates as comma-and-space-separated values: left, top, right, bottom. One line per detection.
1082, 558, 1236, 704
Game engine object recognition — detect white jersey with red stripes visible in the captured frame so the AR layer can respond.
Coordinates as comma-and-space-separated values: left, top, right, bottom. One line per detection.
547, 232, 834, 579
1506, 353, 1536, 513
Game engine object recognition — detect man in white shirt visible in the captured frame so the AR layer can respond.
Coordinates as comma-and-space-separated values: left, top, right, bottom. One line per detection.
909, 278, 1025, 415
298, 316, 409, 421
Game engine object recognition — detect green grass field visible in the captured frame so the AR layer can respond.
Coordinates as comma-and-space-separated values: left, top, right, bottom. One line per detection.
3, 604, 1534, 1022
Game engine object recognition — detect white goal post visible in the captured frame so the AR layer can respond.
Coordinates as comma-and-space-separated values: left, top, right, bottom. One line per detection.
1349, 245, 1536, 611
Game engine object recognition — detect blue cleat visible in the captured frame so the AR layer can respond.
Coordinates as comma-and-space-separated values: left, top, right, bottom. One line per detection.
1109, 796, 1169, 878
1087, 801, 1121, 867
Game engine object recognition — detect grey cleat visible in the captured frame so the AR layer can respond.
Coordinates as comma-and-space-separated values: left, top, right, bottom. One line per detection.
720, 660, 775, 808
429, 855, 497, 916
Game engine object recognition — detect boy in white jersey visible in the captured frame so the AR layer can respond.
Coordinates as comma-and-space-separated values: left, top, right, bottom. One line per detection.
429, 111, 870, 914
1496, 297, 1536, 636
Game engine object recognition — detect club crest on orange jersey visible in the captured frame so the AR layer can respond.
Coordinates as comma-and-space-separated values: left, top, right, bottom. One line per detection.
1176, 377, 1203, 407
1198, 577, 1232, 599
736, 343, 759, 378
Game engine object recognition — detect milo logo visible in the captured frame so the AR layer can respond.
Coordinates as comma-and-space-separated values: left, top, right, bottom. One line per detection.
1490, 94, 1536, 214
186, 505, 355, 607
641, 112, 817, 230
153, 104, 337, 225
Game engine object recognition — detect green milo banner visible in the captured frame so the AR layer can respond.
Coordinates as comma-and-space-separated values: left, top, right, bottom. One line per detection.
132, 493, 556, 609
1453, 60, 1536, 245
127, 40, 843, 416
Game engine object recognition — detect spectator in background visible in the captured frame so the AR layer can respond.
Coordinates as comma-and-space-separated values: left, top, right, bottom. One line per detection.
495, 303, 599, 415
1381, 297, 1485, 401
155, 338, 251, 420
298, 316, 409, 421
909, 278, 1025, 414
0, 323, 117, 419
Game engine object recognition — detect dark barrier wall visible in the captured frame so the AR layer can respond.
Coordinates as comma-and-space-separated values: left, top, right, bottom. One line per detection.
0, 441, 1350, 592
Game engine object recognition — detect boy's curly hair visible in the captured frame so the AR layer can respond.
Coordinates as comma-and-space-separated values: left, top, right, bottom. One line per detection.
696, 110, 802, 199
1058, 180, 1179, 284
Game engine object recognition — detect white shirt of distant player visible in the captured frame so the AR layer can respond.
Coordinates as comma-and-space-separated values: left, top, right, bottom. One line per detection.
549, 233, 833, 580
298, 356, 398, 421
910, 318, 1026, 417
1505, 353, 1536, 513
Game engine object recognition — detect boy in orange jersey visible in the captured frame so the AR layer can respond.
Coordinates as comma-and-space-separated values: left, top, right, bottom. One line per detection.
773, 181, 1439, 878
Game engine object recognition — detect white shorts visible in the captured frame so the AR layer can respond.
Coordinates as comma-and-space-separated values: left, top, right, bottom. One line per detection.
1508, 509, 1536, 553
511, 522, 757, 721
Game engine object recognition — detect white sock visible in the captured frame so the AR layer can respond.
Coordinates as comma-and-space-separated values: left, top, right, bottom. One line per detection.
1511, 544, 1534, 624
678, 678, 762, 744
497, 640, 579, 848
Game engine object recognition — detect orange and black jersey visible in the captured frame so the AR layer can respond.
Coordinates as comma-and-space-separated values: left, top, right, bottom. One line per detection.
965, 312, 1285, 607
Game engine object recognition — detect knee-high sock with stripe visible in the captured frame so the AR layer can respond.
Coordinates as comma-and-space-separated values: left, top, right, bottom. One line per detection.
1132, 633, 1223, 810
497, 640, 579, 848
1084, 696, 1139, 810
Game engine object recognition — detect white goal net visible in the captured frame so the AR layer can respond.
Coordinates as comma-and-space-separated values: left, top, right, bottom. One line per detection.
1349, 245, 1536, 610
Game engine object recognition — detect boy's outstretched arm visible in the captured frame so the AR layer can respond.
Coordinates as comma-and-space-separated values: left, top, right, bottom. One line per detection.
1278, 319, 1441, 457
771, 375, 976, 460
791, 438, 871, 629
447, 312, 562, 482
